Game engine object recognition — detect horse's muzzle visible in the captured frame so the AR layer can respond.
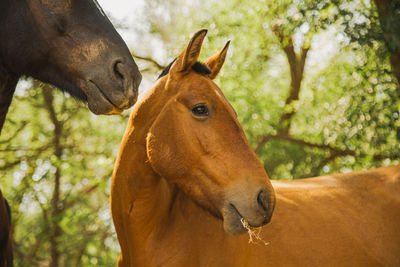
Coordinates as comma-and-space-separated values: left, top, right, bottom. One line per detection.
222, 186, 275, 235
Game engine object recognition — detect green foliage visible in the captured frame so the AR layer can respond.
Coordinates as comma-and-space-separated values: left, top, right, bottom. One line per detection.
1, 84, 122, 265
1, 0, 399, 265
192, 0, 399, 179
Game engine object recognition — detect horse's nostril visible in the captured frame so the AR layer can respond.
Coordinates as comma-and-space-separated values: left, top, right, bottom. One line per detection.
113, 60, 125, 82
257, 190, 269, 212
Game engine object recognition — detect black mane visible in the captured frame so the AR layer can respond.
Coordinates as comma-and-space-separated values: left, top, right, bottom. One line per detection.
158, 59, 211, 79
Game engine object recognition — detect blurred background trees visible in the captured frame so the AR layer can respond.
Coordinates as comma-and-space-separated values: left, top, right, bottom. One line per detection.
0, 0, 399, 265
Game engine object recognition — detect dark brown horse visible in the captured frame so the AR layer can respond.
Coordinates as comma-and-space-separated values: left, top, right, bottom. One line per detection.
0, 1, 142, 265
0, 193, 12, 267
0, 0, 142, 134
111, 30, 400, 266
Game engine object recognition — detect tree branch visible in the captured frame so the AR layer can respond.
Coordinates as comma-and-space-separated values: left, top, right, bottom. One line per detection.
254, 132, 399, 167
13, 240, 42, 265
0, 159, 22, 170
61, 183, 100, 212
271, 24, 310, 132
374, 0, 400, 93
131, 53, 166, 70
0, 121, 28, 144
254, 134, 274, 153
254, 132, 353, 155
309, 151, 351, 177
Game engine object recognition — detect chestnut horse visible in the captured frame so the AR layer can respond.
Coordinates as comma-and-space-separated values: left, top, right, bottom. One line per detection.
111, 29, 276, 266
111, 30, 400, 266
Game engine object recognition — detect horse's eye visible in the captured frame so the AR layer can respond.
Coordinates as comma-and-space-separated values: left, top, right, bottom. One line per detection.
55, 17, 67, 34
192, 104, 209, 117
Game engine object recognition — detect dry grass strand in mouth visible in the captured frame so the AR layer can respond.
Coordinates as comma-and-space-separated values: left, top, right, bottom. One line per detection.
240, 218, 270, 246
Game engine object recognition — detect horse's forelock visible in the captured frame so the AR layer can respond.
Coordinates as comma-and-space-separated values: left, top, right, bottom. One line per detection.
157, 59, 211, 80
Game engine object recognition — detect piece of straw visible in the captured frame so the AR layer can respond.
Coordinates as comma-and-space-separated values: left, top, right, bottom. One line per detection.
240, 218, 270, 246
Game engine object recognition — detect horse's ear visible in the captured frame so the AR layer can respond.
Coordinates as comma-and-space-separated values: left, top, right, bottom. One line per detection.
204, 40, 230, 80
171, 29, 208, 74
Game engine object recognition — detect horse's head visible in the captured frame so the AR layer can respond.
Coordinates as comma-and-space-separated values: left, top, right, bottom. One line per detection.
1, 0, 141, 114
146, 30, 275, 235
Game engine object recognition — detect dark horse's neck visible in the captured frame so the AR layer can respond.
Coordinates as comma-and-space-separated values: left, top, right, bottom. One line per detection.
0, 1, 19, 134
0, 65, 18, 134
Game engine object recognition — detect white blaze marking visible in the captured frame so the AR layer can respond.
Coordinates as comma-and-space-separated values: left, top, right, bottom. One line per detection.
215, 89, 223, 98
93, 0, 106, 17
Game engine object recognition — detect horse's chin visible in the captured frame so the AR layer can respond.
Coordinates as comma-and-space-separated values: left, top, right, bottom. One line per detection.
84, 81, 124, 115
222, 204, 248, 235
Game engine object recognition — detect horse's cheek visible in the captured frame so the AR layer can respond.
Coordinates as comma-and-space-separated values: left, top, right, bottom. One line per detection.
146, 129, 175, 177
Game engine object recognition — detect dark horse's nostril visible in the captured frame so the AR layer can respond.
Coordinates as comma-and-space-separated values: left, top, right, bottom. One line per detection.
113, 60, 125, 82
257, 190, 269, 212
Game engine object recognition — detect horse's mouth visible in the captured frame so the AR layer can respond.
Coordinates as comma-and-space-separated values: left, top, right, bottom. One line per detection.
222, 203, 269, 235
84, 81, 124, 115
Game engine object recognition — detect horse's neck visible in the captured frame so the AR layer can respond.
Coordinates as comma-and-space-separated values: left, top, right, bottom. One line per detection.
113, 134, 234, 264
111, 78, 176, 261
125, 174, 233, 265
0, 67, 18, 134
0, 2, 19, 134
125, 180, 256, 267
112, 78, 168, 203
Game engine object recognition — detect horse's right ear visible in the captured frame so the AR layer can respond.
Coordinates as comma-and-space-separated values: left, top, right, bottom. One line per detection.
204, 40, 230, 80
170, 29, 208, 74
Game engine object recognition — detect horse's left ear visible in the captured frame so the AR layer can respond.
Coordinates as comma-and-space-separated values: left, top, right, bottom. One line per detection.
171, 29, 208, 74
204, 40, 230, 80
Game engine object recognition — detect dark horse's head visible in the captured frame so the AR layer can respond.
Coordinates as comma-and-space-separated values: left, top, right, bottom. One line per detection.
0, 0, 142, 114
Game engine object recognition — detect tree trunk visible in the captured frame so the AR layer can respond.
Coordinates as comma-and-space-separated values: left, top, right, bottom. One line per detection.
43, 85, 63, 267
255, 27, 310, 152
279, 37, 309, 126
374, 0, 400, 93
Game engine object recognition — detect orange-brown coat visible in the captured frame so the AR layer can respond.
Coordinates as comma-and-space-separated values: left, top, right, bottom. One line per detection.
111, 30, 400, 267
